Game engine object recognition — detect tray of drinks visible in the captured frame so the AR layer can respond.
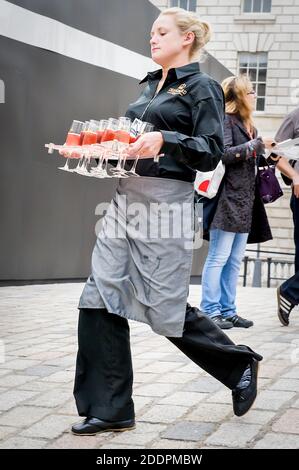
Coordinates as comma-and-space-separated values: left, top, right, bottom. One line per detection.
45, 117, 156, 178
45, 143, 120, 159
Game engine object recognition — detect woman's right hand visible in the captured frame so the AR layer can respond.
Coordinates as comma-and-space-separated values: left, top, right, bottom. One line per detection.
262, 137, 276, 150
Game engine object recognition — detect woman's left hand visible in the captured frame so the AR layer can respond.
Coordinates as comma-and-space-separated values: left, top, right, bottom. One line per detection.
127, 132, 164, 159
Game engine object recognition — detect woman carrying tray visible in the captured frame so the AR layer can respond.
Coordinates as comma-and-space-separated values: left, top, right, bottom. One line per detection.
71, 7, 263, 436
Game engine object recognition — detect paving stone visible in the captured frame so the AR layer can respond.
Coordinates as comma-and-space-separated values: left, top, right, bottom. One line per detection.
254, 390, 296, 410
292, 398, 299, 409
108, 431, 157, 447
282, 367, 299, 379
140, 405, 187, 423
41, 370, 74, 383
24, 365, 62, 377
0, 406, 51, 427
229, 410, 276, 425
272, 409, 299, 434
0, 437, 47, 449
16, 381, 59, 392
44, 356, 75, 368
2, 359, 42, 371
106, 422, 166, 446
155, 372, 198, 384
141, 362, 184, 374
177, 363, 202, 374
158, 354, 190, 364
25, 390, 71, 408
206, 389, 232, 405
134, 372, 159, 384
253, 432, 299, 449
162, 421, 216, 442
47, 433, 104, 449
0, 374, 36, 387
259, 362, 290, 379
99, 443, 144, 449
200, 445, 232, 449
151, 439, 200, 449
134, 383, 177, 397
185, 404, 232, 423
134, 352, 176, 361
158, 391, 208, 407
0, 369, 12, 377
183, 377, 222, 393
273, 334, 299, 344
56, 400, 78, 416
205, 423, 262, 448
0, 389, 39, 411
0, 425, 18, 440
20, 414, 75, 439
269, 378, 299, 391
133, 396, 154, 415
28, 351, 66, 361
130, 359, 152, 371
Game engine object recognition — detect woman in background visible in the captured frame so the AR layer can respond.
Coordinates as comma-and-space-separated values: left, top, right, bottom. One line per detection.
200, 75, 274, 329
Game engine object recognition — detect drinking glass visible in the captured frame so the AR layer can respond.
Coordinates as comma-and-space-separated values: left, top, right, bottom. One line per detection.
74, 121, 99, 175
58, 120, 84, 172
70, 121, 90, 173
125, 121, 155, 177
89, 120, 112, 178
110, 117, 131, 178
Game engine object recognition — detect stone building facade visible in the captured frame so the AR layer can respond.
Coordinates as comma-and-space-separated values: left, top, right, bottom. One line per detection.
149, 0, 298, 282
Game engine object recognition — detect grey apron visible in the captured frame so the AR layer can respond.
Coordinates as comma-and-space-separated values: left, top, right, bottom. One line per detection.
78, 176, 196, 337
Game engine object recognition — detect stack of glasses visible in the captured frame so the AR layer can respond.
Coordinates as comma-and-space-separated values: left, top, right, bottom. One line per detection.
45, 118, 155, 178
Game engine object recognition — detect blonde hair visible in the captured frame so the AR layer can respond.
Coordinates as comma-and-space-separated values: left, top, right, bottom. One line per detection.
221, 74, 254, 133
160, 7, 211, 60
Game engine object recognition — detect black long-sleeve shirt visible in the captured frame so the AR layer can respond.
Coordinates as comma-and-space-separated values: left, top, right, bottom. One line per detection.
125, 62, 225, 182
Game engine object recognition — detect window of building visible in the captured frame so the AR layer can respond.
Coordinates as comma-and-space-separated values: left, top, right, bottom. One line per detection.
239, 52, 268, 111
169, 0, 197, 12
243, 0, 272, 13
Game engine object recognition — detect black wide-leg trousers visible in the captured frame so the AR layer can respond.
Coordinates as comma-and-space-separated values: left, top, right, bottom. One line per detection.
73, 305, 262, 421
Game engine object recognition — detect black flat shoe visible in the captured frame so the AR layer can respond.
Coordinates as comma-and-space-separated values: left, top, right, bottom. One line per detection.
232, 359, 259, 417
71, 417, 136, 436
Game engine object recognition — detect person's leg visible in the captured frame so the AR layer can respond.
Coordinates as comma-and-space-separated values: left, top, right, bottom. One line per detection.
73, 308, 134, 422
290, 194, 299, 273
200, 229, 235, 326
280, 270, 299, 305
277, 195, 299, 326
167, 304, 262, 391
219, 232, 253, 328
220, 232, 248, 318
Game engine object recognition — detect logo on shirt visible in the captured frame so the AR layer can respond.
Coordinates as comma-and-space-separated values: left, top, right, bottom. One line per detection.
167, 83, 187, 96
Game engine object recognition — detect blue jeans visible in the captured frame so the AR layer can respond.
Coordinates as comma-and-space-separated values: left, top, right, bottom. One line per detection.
200, 229, 249, 319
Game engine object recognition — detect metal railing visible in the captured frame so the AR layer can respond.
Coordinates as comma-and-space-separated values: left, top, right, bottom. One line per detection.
241, 249, 295, 287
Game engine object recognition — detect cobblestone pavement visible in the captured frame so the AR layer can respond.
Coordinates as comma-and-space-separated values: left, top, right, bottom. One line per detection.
0, 283, 299, 449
